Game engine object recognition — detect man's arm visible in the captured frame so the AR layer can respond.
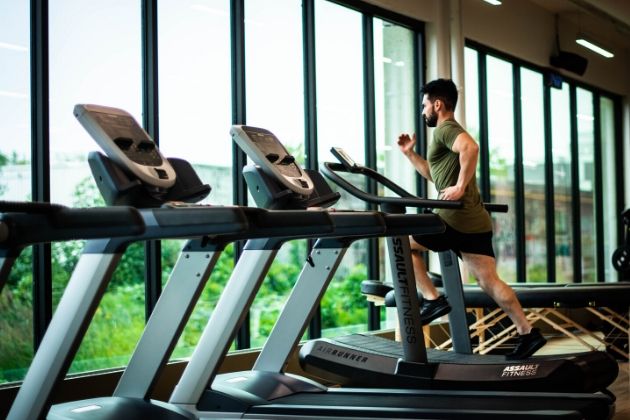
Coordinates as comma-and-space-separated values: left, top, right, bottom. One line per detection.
440, 132, 479, 201
397, 133, 433, 182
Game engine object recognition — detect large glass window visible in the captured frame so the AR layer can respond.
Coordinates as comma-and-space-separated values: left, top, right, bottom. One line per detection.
316, 0, 368, 337
551, 84, 574, 283
49, 0, 145, 373
600, 96, 618, 281
576, 87, 596, 282
157, 0, 234, 358
374, 18, 415, 193
520, 68, 547, 282
463, 46, 622, 286
485, 55, 516, 282
0, 0, 32, 384
245, 0, 307, 347
158, 0, 232, 204
373, 18, 416, 326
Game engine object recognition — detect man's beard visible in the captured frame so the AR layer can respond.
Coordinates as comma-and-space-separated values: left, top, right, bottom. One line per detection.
424, 112, 438, 127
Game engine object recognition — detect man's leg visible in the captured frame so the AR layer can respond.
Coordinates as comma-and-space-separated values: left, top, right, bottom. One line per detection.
409, 236, 439, 299
461, 252, 530, 334
462, 252, 546, 358
410, 236, 451, 324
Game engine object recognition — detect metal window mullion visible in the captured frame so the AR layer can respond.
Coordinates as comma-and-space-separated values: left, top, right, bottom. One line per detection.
512, 64, 525, 283
231, 0, 247, 203
362, 14, 380, 331
569, 85, 582, 282
304, 0, 318, 172
543, 84, 556, 283
302, 0, 323, 340
477, 51, 490, 202
613, 97, 625, 281
30, 0, 52, 351
231, 0, 250, 349
592, 93, 604, 282
415, 31, 427, 200
141, 0, 162, 320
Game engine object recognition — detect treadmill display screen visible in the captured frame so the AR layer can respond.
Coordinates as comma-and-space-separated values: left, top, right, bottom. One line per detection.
93, 112, 163, 166
243, 127, 302, 178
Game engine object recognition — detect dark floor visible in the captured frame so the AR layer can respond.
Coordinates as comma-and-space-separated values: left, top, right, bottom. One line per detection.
610, 362, 629, 420
536, 335, 628, 419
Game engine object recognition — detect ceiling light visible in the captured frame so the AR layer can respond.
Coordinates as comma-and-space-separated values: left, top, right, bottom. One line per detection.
575, 37, 614, 58
483, 0, 502, 5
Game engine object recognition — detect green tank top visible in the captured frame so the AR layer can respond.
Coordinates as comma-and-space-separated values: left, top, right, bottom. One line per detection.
428, 120, 492, 233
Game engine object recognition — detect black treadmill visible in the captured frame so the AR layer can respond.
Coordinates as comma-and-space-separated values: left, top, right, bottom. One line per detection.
7, 105, 338, 420
297, 148, 618, 394
166, 125, 615, 419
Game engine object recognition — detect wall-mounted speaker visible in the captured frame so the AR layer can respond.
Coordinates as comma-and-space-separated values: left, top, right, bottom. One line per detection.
550, 51, 588, 76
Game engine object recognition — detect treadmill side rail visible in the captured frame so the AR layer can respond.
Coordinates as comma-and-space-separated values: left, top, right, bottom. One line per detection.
8, 251, 123, 420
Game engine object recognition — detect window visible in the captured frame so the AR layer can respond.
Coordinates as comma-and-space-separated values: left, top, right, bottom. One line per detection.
485, 55, 516, 282
551, 84, 574, 283
374, 18, 416, 193
245, 0, 306, 347
374, 18, 417, 326
49, 0, 145, 373
520, 68, 547, 282
158, 0, 233, 204
3, 0, 426, 376
316, 0, 368, 336
467, 41, 622, 285
0, 0, 32, 384
599, 96, 618, 281
158, 0, 234, 358
576, 87, 596, 282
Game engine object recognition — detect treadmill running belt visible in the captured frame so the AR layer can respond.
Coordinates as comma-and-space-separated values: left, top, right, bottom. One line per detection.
247, 389, 612, 420
300, 334, 618, 392
335, 334, 607, 364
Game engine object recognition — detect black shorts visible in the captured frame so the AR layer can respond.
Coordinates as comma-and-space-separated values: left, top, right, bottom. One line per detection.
412, 222, 495, 258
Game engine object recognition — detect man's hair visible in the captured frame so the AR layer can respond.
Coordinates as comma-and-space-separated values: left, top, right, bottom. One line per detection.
421, 79, 458, 111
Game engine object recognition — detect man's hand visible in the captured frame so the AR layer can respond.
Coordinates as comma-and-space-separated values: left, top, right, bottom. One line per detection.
440, 185, 465, 201
397, 133, 417, 157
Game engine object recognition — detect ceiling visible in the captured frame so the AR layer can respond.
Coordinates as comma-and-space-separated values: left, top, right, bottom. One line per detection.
529, 0, 630, 50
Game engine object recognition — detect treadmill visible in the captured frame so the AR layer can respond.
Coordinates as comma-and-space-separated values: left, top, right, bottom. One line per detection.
165, 125, 615, 419
297, 148, 618, 394
7, 105, 335, 420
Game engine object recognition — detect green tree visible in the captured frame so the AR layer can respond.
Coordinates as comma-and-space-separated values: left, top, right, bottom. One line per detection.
321, 263, 368, 329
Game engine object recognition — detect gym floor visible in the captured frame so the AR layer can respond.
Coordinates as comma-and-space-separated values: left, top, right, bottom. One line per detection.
610, 363, 629, 419
539, 335, 629, 419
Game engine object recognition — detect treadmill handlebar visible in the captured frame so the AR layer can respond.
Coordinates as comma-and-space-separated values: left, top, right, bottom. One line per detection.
483, 203, 508, 213
321, 162, 462, 210
0, 203, 145, 247
321, 163, 508, 214
0, 200, 66, 214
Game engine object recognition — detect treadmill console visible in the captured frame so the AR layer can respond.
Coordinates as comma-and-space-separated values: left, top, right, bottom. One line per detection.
231, 125, 314, 197
74, 104, 176, 189
331, 147, 361, 171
